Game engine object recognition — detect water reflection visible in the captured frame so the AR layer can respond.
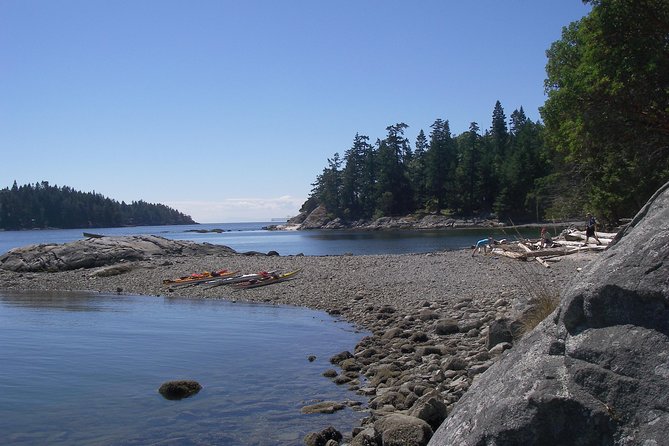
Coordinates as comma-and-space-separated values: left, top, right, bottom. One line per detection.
0, 290, 132, 312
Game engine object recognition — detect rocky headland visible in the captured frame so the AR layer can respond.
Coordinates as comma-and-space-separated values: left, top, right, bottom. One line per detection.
267, 205, 509, 231
1, 181, 666, 445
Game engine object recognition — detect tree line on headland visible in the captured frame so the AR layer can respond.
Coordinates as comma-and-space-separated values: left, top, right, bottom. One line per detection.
0, 181, 195, 230
303, 0, 669, 226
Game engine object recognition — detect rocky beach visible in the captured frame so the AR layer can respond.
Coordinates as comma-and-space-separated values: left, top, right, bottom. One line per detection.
0, 233, 597, 444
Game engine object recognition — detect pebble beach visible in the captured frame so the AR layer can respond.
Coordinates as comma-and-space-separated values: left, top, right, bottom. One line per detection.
0, 246, 597, 442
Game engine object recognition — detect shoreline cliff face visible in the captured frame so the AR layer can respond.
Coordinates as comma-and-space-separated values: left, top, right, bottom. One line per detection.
429, 181, 669, 446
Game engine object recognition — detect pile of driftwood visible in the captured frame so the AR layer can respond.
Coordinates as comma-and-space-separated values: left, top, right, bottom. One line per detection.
492, 229, 617, 268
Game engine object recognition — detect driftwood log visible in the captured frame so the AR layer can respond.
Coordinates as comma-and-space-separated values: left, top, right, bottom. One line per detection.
479, 228, 617, 268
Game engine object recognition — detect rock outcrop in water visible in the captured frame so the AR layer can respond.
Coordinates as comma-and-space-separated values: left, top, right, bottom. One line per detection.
428, 181, 669, 445
0, 235, 237, 272
158, 380, 202, 400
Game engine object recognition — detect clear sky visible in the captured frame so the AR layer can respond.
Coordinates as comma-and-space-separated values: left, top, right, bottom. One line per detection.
0, 0, 591, 223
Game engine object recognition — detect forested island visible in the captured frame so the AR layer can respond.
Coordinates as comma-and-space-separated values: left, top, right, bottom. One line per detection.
301, 0, 668, 228
0, 181, 196, 230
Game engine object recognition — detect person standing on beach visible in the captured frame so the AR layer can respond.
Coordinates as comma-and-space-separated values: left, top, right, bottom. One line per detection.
472, 236, 493, 256
540, 227, 553, 249
584, 212, 602, 246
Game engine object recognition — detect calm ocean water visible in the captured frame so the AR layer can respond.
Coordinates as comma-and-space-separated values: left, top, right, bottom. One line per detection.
0, 222, 541, 256
0, 291, 367, 445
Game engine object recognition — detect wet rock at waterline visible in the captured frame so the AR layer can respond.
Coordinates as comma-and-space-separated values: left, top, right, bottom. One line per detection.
301, 401, 346, 415
304, 426, 343, 446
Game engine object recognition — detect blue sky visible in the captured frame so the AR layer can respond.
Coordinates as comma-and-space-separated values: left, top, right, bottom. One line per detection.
0, 1, 591, 222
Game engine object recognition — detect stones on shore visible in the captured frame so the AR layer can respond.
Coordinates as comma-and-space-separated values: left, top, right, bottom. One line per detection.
329, 351, 354, 365
89, 263, 135, 277
434, 318, 459, 335
158, 380, 202, 400
374, 414, 433, 446
485, 317, 514, 349
305, 287, 549, 445
303, 426, 343, 446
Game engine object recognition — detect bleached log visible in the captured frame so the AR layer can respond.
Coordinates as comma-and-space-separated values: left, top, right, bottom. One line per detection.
535, 257, 551, 268
559, 240, 591, 247
520, 248, 572, 258
564, 245, 608, 254
518, 242, 533, 253
559, 238, 613, 248
564, 230, 617, 242
493, 249, 524, 259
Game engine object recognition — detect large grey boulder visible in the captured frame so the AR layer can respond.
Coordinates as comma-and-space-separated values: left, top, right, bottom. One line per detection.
375, 414, 434, 446
0, 235, 236, 272
429, 181, 669, 445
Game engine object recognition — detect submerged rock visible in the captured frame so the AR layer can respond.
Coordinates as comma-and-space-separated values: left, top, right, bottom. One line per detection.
301, 401, 346, 414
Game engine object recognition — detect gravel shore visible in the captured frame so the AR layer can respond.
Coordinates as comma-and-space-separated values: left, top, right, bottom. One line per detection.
0, 247, 597, 442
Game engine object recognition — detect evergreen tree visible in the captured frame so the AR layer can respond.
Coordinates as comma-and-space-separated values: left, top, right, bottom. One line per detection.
495, 111, 548, 220
310, 154, 343, 217
425, 119, 456, 212
341, 134, 374, 220
409, 129, 429, 209
375, 124, 413, 216
454, 122, 483, 216
490, 100, 509, 159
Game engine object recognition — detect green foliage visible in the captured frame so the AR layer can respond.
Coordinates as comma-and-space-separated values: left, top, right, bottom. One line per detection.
0, 181, 196, 230
541, 0, 669, 222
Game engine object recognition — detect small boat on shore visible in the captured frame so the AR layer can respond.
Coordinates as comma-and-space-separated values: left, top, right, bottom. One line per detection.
163, 269, 239, 286
233, 270, 301, 290
204, 271, 277, 289
83, 232, 105, 239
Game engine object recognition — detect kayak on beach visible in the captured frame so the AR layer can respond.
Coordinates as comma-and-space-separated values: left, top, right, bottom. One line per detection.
233, 270, 301, 290
203, 271, 278, 289
163, 269, 238, 285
